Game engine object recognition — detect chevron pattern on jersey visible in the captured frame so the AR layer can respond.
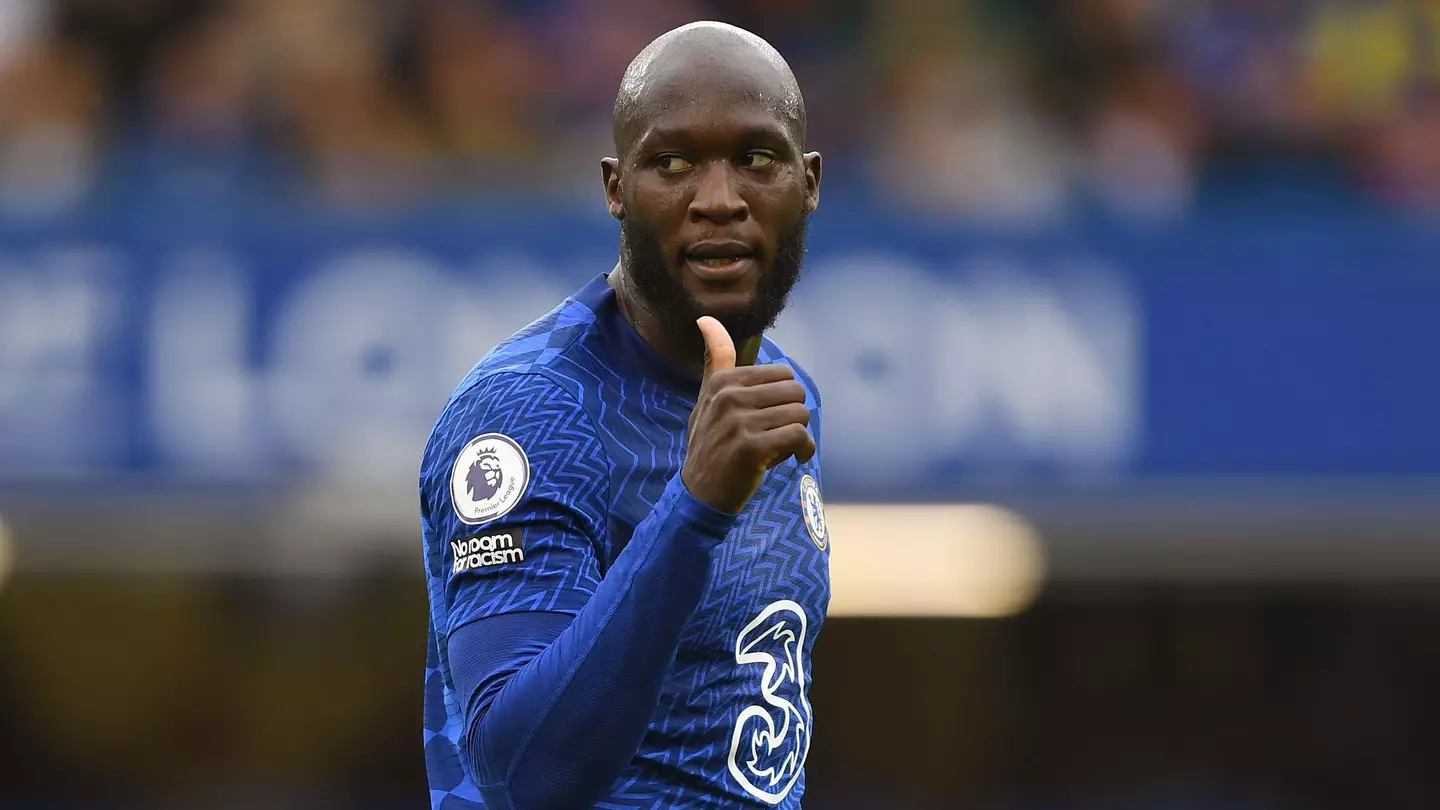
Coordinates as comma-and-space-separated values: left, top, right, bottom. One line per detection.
422, 274, 829, 809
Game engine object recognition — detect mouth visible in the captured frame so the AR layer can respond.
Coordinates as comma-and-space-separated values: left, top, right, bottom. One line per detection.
683, 242, 759, 282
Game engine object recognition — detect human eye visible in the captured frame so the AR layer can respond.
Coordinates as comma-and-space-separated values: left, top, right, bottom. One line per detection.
654, 154, 693, 173
742, 151, 776, 168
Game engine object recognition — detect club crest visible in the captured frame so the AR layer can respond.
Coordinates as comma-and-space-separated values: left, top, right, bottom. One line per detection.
798, 474, 827, 551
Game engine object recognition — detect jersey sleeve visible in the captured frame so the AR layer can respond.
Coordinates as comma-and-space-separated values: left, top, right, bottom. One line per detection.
420, 369, 608, 636
422, 369, 743, 809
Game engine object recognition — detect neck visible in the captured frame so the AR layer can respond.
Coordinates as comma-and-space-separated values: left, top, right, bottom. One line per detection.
608, 265, 708, 379
608, 265, 765, 373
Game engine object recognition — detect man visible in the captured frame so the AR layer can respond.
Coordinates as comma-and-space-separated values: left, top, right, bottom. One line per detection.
420, 21, 828, 810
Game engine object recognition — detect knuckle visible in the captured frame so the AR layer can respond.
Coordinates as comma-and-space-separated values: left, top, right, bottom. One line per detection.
773, 403, 806, 426
756, 362, 793, 382
711, 384, 741, 408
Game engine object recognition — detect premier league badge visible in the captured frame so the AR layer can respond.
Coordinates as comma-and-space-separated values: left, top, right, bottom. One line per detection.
451, 433, 530, 524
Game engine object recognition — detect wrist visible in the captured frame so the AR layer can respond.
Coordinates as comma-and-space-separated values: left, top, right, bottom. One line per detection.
668, 474, 741, 538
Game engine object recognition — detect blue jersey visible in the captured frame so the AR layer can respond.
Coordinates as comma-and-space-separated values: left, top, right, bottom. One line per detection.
420, 273, 830, 808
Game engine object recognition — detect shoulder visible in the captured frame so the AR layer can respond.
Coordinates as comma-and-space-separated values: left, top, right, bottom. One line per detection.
435, 368, 588, 440
449, 294, 600, 399
422, 300, 612, 514
427, 361, 607, 477
420, 366, 611, 529
760, 335, 822, 410
432, 288, 611, 439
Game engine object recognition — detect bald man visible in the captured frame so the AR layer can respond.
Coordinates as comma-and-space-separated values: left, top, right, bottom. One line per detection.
419, 22, 828, 809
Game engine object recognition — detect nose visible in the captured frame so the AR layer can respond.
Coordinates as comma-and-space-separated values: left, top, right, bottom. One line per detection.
688, 162, 749, 224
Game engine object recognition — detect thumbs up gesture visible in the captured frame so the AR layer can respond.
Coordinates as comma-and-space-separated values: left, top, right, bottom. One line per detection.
682, 316, 815, 514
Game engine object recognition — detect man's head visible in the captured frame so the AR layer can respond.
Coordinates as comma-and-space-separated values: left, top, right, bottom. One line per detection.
603, 22, 821, 343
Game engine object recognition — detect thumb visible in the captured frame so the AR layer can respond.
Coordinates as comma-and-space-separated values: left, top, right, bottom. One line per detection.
696, 315, 736, 380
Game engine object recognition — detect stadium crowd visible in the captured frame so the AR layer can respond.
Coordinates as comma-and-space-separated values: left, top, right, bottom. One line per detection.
2, 0, 1440, 221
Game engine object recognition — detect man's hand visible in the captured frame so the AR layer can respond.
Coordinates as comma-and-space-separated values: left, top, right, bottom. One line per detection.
682, 316, 815, 514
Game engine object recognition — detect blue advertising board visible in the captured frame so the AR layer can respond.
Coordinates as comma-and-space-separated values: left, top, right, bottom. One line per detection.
0, 198, 1437, 501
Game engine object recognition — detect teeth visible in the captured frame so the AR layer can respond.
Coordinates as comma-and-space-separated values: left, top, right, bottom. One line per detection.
696, 256, 744, 266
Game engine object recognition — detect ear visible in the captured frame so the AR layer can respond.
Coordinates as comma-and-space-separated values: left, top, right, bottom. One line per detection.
601, 157, 624, 220
802, 151, 822, 215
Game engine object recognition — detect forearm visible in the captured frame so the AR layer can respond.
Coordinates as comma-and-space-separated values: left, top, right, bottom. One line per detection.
464, 474, 735, 810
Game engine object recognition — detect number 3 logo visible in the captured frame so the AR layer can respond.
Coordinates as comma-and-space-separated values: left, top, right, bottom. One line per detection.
727, 600, 812, 804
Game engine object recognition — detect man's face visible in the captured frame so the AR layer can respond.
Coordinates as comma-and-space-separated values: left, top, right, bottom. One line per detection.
604, 75, 821, 341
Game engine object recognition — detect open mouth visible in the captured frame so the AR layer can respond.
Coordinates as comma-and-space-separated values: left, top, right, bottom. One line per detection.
684, 243, 757, 280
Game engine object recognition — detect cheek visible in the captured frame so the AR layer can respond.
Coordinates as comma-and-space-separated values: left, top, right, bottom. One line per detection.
752, 188, 808, 234
629, 177, 689, 218
629, 187, 690, 244
748, 165, 807, 211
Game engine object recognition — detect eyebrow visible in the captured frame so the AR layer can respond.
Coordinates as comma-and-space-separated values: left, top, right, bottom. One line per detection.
636, 121, 795, 151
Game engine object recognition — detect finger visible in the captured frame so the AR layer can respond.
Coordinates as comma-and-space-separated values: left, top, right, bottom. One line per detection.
719, 364, 796, 388
793, 433, 817, 465
751, 402, 811, 431
696, 316, 735, 380
762, 423, 816, 469
732, 381, 808, 411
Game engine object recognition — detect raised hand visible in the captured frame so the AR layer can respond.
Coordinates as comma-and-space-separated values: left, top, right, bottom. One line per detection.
681, 316, 815, 514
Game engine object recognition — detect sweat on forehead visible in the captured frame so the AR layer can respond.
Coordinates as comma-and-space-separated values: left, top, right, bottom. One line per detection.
613, 22, 805, 156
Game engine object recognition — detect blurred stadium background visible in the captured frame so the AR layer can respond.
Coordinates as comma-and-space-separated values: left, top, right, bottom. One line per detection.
1, 0, 1439, 808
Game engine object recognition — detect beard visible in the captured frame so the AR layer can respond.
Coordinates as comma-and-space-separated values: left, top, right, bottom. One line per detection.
620, 213, 808, 343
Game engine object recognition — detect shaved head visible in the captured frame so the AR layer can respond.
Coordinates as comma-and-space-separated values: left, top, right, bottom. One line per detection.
612, 22, 806, 160
601, 21, 821, 367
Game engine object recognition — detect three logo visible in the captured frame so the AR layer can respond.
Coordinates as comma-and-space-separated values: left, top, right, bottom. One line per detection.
728, 600, 813, 804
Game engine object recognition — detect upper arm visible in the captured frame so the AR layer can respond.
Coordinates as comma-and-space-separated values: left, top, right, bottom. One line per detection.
421, 371, 610, 639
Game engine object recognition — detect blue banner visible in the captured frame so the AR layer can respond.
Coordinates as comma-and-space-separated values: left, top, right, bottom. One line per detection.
1, 200, 1437, 500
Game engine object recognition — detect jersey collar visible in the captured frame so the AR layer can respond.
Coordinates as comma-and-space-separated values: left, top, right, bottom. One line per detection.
574, 271, 703, 398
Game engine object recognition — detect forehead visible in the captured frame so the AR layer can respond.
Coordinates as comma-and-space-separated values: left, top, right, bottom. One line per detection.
636, 103, 794, 151
629, 55, 799, 149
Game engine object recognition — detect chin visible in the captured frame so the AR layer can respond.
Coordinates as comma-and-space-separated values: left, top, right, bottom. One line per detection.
691, 289, 759, 317
680, 268, 763, 308
706, 306, 774, 343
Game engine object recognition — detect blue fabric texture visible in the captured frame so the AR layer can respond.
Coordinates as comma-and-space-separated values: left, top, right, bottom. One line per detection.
420, 274, 830, 809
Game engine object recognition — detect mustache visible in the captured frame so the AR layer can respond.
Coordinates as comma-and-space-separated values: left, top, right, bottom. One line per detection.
620, 215, 808, 341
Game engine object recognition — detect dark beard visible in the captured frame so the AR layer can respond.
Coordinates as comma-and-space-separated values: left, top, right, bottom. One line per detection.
620, 214, 808, 343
